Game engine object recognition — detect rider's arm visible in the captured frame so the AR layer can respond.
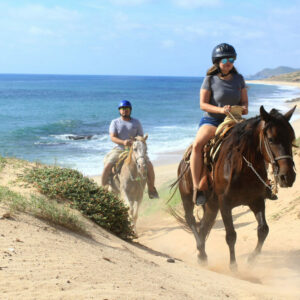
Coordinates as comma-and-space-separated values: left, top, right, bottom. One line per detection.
136, 119, 144, 137
200, 89, 228, 115
240, 88, 248, 115
110, 133, 132, 147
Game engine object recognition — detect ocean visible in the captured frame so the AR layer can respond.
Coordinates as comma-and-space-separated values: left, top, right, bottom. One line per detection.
0, 74, 299, 176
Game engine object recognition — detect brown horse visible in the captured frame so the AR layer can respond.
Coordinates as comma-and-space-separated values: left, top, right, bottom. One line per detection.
175, 106, 296, 269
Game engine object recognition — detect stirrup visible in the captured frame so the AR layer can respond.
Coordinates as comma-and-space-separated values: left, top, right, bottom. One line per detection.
193, 189, 206, 206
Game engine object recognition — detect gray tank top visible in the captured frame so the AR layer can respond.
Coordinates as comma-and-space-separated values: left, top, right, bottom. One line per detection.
201, 73, 246, 120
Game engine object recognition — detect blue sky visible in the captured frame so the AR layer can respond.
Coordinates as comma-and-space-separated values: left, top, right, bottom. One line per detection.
0, 0, 300, 76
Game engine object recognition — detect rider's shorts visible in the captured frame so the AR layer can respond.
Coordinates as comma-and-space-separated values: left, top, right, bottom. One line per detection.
103, 147, 124, 165
104, 146, 150, 166
199, 116, 225, 128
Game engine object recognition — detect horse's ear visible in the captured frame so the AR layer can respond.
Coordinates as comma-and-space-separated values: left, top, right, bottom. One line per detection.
284, 105, 296, 121
144, 133, 148, 141
260, 105, 271, 122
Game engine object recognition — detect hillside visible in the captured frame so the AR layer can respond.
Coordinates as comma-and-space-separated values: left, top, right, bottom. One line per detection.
247, 66, 300, 80
264, 70, 300, 82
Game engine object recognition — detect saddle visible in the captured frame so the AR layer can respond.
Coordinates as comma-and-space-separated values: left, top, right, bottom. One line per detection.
183, 123, 235, 167
183, 106, 244, 190
111, 150, 130, 178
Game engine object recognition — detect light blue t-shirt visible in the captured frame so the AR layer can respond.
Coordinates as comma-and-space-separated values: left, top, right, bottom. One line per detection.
201, 73, 246, 120
109, 117, 144, 149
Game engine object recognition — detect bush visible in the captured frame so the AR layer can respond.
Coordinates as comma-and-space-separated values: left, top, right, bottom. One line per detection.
23, 166, 135, 240
0, 186, 87, 235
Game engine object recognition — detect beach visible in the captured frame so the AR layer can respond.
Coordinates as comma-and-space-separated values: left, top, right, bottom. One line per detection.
1, 119, 299, 299
0, 77, 300, 299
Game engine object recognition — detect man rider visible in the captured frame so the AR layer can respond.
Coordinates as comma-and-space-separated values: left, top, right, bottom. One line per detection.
101, 100, 159, 199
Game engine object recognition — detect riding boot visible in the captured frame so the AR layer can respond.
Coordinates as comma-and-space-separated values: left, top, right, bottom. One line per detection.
266, 186, 278, 200
192, 189, 206, 206
148, 187, 159, 199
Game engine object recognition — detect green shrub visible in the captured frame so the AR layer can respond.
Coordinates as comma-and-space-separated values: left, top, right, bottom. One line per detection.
0, 186, 86, 235
23, 166, 135, 240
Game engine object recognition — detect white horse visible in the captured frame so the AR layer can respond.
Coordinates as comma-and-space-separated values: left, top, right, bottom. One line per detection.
111, 135, 148, 231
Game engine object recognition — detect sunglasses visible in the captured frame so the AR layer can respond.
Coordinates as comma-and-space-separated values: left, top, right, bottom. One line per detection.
120, 107, 131, 110
221, 57, 235, 64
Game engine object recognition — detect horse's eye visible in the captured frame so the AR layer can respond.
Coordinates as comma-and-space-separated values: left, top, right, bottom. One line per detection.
268, 137, 274, 144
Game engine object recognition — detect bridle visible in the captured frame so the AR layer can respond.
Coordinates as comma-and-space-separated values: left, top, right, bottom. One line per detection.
259, 123, 294, 173
129, 141, 148, 182
243, 120, 294, 194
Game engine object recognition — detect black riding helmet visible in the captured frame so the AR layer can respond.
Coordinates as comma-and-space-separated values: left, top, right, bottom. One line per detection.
212, 43, 237, 64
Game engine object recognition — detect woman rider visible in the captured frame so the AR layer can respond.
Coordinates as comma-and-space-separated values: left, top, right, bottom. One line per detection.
191, 43, 248, 205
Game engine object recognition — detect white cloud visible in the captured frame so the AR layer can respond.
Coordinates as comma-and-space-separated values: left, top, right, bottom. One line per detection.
172, 0, 222, 9
161, 39, 175, 48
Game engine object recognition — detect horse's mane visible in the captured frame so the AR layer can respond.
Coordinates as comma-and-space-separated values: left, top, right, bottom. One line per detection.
124, 136, 147, 166
221, 109, 295, 173
124, 146, 134, 165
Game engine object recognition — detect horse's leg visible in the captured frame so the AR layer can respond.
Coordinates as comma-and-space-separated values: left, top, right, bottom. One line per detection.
181, 194, 208, 263
198, 199, 219, 261
120, 183, 134, 222
199, 201, 219, 243
248, 199, 269, 263
131, 199, 140, 233
219, 197, 237, 270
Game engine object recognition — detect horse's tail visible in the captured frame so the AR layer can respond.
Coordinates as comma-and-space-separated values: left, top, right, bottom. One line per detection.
166, 206, 192, 232
167, 160, 190, 204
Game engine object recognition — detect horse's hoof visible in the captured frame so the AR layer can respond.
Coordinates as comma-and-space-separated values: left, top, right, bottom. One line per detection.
247, 253, 257, 264
197, 253, 208, 266
230, 262, 238, 272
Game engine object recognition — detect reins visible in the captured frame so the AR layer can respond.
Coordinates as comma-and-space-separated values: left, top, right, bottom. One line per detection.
235, 114, 293, 195
258, 124, 294, 194
226, 111, 275, 191
128, 142, 148, 182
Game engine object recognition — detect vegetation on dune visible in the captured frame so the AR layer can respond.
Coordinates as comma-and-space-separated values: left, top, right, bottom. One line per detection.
0, 186, 87, 234
22, 166, 135, 240
266, 70, 300, 82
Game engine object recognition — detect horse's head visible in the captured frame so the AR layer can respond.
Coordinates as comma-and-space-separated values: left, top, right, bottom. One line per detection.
132, 134, 148, 178
260, 105, 296, 187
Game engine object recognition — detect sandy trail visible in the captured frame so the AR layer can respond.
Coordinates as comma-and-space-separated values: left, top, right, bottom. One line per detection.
136, 153, 300, 299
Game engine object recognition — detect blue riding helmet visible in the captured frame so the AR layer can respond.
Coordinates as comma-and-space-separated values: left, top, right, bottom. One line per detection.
118, 100, 132, 109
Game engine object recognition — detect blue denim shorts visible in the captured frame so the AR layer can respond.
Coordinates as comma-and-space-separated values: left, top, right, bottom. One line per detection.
199, 116, 225, 128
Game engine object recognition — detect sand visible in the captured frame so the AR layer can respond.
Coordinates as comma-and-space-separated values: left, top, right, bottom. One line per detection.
246, 79, 300, 88
0, 90, 300, 299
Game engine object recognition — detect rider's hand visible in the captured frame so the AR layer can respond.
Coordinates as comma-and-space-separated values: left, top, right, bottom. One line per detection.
123, 139, 133, 147
242, 105, 248, 115
222, 105, 231, 115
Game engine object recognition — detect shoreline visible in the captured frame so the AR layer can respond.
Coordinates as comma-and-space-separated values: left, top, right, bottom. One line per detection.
246, 79, 300, 88
92, 117, 300, 186
91, 79, 300, 182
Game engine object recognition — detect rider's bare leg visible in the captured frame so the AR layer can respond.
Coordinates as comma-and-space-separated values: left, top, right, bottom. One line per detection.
190, 125, 216, 205
147, 161, 159, 199
101, 163, 113, 187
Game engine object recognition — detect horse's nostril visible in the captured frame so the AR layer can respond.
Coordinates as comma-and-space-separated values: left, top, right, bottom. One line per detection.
280, 174, 287, 182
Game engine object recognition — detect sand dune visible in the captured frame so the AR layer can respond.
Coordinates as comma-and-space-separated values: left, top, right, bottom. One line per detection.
0, 120, 299, 299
